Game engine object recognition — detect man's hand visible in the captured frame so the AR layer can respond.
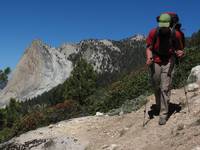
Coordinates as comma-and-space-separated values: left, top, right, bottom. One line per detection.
146, 48, 153, 65
146, 57, 153, 66
175, 50, 184, 58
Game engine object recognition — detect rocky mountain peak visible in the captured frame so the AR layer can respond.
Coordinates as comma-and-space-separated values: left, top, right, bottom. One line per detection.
25, 40, 45, 52
123, 34, 145, 42
131, 34, 145, 41
31, 39, 43, 47
0, 40, 73, 106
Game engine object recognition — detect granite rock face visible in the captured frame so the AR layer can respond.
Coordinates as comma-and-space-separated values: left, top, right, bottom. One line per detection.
0, 40, 75, 106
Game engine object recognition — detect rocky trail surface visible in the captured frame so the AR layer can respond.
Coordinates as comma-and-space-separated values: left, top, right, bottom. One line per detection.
1, 88, 200, 150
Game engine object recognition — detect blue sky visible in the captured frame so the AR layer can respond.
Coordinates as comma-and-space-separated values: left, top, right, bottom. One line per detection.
0, 0, 199, 69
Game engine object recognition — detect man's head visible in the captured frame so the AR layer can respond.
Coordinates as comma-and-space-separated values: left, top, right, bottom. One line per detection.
158, 13, 171, 28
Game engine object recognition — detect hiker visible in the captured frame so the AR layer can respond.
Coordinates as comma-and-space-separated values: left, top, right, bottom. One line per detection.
146, 13, 185, 125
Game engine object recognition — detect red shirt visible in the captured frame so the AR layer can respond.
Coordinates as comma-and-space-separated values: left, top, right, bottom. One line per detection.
146, 28, 184, 63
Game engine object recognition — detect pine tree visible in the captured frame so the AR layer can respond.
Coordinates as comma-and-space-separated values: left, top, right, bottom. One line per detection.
0, 109, 5, 130
4, 67, 11, 75
0, 67, 11, 82
0, 67, 11, 89
63, 58, 97, 105
5, 98, 21, 128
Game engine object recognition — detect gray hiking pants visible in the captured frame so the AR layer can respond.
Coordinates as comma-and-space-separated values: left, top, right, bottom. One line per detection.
150, 62, 174, 117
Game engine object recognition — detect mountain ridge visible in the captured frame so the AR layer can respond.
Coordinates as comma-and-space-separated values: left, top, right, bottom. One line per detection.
0, 35, 146, 107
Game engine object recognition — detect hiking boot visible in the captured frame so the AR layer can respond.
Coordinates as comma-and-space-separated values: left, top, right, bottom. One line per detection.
159, 116, 167, 125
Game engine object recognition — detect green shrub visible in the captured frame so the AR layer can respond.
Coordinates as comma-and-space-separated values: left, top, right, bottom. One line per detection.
0, 128, 14, 143
173, 47, 200, 88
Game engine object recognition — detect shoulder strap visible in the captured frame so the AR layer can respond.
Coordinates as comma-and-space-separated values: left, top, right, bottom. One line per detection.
168, 27, 179, 76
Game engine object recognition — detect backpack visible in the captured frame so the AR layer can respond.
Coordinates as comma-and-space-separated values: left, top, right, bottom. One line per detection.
151, 13, 184, 58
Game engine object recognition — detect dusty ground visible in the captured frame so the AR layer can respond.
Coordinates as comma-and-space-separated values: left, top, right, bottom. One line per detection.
1, 88, 200, 150
81, 89, 200, 150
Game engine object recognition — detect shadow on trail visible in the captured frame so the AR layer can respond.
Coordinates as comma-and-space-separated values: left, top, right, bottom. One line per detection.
148, 102, 182, 119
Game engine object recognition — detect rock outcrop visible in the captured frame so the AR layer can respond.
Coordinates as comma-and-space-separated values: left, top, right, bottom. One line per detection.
0, 40, 74, 106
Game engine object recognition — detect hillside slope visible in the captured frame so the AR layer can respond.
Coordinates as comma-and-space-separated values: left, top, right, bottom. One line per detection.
1, 88, 200, 150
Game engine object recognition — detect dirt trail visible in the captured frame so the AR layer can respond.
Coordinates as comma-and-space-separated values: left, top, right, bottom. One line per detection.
78, 88, 200, 150
1, 88, 200, 150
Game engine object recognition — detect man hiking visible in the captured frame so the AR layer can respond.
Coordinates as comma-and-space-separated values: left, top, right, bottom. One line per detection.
146, 13, 185, 125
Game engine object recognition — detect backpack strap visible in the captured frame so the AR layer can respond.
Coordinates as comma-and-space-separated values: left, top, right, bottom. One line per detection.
171, 25, 183, 52
168, 26, 180, 76
170, 26, 177, 52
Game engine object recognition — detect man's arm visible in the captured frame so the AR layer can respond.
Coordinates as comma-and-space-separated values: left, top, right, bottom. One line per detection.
146, 47, 153, 65
175, 31, 185, 58
146, 29, 155, 65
